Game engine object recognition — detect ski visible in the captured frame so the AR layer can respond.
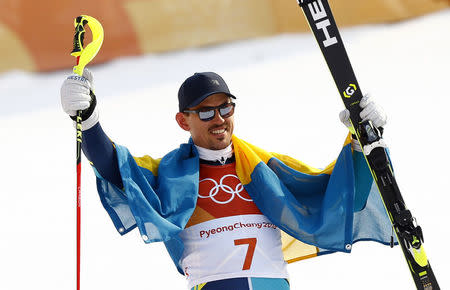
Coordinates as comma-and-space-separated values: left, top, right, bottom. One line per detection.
296, 1, 439, 289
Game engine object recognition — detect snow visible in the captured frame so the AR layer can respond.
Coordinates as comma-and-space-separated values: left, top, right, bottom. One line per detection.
1, 8, 449, 290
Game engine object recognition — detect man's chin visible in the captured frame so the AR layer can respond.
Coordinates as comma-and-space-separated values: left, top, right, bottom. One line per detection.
209, 138, 231, 150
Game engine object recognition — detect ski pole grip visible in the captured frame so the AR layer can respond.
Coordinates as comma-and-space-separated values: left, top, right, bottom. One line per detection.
71, 16, 87, 57
71, 15, 104, 76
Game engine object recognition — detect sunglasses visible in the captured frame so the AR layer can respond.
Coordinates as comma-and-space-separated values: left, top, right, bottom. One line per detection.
183, 102, 236, 121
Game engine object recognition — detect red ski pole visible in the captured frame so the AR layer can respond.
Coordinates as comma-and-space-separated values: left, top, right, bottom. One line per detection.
70, 15, 103, 290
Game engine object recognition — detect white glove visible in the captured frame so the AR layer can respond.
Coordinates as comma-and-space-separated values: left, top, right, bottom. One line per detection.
339, 94, 387, 129
339, 94, 387, 152
60, 68, 99, 130
339, 109, 353, 129
359, 94, 387, 128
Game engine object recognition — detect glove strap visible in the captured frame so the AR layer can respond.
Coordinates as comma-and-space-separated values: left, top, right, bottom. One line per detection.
70, 90, 97, 121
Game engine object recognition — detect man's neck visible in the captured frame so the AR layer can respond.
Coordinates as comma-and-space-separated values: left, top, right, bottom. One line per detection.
194, 143, 233, 165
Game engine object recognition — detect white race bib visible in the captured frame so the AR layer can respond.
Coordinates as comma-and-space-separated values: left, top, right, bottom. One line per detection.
179, 214, 289, 289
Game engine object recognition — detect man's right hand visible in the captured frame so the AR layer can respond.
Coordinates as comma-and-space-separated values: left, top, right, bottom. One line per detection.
60, 68, 99, 130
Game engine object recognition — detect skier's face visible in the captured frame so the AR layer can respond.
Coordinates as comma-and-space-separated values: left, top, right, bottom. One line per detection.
176, 93, 235, 150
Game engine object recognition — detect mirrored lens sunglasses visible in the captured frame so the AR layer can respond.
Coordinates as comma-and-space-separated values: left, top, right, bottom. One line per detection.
184, 102, 235, 121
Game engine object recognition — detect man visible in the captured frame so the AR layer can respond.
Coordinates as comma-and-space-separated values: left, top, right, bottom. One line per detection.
61, 70, 391, 290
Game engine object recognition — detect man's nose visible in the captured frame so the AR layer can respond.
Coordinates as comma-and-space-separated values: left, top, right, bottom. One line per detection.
210, 109, 225, 123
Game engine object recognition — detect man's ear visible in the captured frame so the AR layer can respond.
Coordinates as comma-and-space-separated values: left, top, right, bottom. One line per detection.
176, 112, 190, 131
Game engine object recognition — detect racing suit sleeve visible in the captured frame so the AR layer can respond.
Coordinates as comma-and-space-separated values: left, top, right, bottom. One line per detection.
81, 122, 123, 188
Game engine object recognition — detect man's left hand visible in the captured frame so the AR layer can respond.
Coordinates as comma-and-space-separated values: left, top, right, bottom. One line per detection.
339, 94, 387, 152
339, 94, 387, 130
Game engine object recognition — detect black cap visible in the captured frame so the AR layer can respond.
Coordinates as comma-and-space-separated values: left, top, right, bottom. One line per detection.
178, 72, 236, 112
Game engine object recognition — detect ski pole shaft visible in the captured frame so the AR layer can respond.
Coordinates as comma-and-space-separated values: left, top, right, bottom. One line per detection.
70, 15, 104, 290
76, 109, 81, 290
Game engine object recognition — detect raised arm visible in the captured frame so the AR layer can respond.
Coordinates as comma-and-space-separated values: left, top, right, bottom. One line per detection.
60, 69, 122, 188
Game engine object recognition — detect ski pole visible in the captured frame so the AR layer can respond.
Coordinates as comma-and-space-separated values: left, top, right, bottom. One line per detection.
70, 15, 104, 290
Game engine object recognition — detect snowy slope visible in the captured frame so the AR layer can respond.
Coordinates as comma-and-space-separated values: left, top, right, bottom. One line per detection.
1, 8, 449, 290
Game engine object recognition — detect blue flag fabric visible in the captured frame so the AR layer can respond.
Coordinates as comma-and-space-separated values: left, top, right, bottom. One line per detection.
93, 135, 393, 274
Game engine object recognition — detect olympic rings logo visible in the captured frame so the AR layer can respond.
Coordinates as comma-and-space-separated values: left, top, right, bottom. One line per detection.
199, 174, 253, 204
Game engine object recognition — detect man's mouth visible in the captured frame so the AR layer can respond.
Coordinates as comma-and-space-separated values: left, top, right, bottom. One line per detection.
211, 128, 226, 135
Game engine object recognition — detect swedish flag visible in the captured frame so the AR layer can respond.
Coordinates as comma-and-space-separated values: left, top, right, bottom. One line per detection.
94, 134, 392, 273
